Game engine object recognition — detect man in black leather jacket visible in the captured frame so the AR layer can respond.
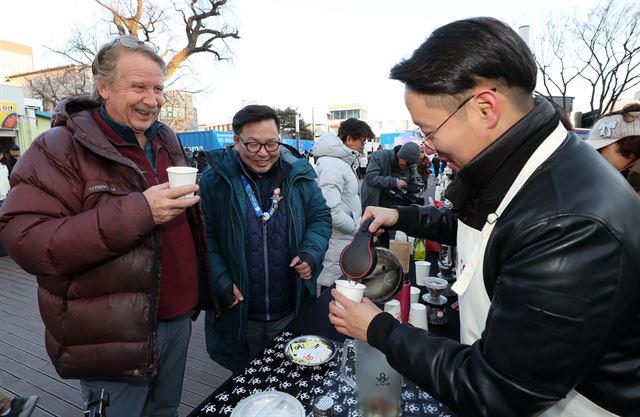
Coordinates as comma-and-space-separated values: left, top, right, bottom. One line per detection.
329, 17, 640, 417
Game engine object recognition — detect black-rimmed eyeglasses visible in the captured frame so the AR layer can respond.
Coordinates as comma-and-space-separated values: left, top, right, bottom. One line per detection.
238, 137, 281, 154
416, 88, 497, 151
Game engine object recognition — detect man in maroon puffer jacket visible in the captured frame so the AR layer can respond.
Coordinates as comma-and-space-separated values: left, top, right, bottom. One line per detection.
0, 36, 217, 417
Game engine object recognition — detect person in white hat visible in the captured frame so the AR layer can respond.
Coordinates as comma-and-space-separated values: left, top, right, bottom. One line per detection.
586, 103, 640, 173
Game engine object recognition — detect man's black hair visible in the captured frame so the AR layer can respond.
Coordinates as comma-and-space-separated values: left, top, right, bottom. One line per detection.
232, 105, 280, 135
337, 118, 375, 143
390, 17, 536, 96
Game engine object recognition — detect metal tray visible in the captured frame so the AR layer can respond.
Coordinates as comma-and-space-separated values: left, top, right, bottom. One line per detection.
284, 335, 337, 367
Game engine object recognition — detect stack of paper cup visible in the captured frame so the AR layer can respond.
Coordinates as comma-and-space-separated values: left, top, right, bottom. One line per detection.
383, 299, 401, 321
410, 286, 421, 304
335, 280, 366, 309
409, 303, 428, 330
166, 166, 198, 198
414, 261, 431, 286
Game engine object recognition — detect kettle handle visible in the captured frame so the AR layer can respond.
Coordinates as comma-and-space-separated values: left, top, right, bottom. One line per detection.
358, 217, 374, 236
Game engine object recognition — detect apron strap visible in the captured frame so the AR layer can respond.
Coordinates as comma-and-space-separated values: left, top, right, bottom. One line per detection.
452, 123, 568, 296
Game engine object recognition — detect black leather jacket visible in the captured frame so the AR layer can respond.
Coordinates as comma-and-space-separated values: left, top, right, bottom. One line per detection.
368, 101, 640, 417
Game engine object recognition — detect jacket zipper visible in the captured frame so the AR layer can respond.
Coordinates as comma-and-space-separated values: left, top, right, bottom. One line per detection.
263, 221, 271, 320
239, 166, 273, 321
286, 179, 301, 313
146, 142, 162, 378
147, 230, 161, 377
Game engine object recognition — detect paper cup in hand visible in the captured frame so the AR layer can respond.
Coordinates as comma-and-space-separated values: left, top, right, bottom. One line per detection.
414, 261, 431, 286
409, 303, 428, 330
335, 280, 366, 309
410, 286, 421, 304
167, 166, 198, 198
384, 299, 401, 320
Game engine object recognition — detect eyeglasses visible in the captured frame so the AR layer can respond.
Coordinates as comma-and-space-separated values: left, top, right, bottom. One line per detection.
92, 36, 156, 75
238, 137, 281, 154
416, 88, 497, 151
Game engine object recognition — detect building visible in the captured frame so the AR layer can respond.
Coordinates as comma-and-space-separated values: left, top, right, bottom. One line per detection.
327, 103, 368, 133
0, 84, 48, 152
199, 121, 233, 132
5, 64, 92, 112
0, 39, 33, 83
369, 120, 413, 136
158, 90, 198, 132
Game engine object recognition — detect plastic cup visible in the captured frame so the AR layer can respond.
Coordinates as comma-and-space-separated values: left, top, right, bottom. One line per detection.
166, 166, 198, 198
355, 340, 402, 417
335, 280, 366, 309
409, 303, 428, 330
383, 299, 401, 321
414, 261, 431, 286
410, 286, 421, 304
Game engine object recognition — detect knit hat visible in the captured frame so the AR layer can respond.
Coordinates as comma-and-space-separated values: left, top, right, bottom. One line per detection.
397, 142, 421, 164
586, 111, 640, 150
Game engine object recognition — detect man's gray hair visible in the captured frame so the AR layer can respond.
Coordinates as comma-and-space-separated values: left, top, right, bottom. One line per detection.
91, 36, 166, 104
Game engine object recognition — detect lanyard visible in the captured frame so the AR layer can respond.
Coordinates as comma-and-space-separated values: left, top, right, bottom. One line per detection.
241, 176, 283, 222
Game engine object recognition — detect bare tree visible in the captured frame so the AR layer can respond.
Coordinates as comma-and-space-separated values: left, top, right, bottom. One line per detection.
90, 0, 239, 79
534, 21, 587, 112
535, 0, 640, 118
24, 0, 238, 112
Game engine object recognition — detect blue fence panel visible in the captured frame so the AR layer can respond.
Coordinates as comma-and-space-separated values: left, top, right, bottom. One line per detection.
177, 130, 236, 153
282, 139, 314, 153
178, 131, 315, 154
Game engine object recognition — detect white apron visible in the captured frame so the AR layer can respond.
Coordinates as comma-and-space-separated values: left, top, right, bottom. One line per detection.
451, 123, 617, 417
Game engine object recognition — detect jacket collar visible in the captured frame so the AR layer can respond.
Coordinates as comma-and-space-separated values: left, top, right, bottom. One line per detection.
99, 104, 163, 146
447, 97, 560, 216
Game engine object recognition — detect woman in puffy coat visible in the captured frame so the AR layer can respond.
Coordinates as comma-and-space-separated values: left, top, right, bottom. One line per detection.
313, 118, 375, 289
586, 103, 640, 195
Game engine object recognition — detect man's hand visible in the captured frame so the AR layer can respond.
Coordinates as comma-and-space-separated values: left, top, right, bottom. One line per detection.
229, 284, 244, 308
290, 256, 312, 279
143, 182, 200, 225
396, 179, 408, 190
361, 206, 400, 236
329, 289, 382, 342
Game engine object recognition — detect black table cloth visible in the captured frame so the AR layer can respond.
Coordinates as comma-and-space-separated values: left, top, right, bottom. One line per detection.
187, 250, 460, 417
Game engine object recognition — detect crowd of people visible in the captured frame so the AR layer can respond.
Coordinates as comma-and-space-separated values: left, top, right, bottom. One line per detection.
0, 16, 639, 417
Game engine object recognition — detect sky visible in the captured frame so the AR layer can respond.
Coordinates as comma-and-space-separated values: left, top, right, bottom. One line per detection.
1, 0, 618, 126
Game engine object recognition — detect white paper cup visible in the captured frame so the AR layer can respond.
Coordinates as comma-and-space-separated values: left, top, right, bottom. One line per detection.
409, 303, 428, 330
414, 261, 431, 286
166, 166, 198, 198
335, 280, 366, 309
383, 299, 401, 320
410, 286, 421, 304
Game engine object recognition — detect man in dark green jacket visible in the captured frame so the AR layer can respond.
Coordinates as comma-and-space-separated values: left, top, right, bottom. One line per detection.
200, 105, 332, 372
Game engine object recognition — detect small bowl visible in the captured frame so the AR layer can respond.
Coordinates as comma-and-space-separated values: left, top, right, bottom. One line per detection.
231, 391, 305, 417
284, 335, 337, 367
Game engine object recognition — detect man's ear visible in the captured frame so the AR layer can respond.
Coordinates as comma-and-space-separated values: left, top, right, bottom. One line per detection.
474, 88, 500, 130
96, 77, 110, 102
233, 134, 240, 150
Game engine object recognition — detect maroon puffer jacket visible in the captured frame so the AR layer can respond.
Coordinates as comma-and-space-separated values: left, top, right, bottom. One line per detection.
0, 97, 216, 378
